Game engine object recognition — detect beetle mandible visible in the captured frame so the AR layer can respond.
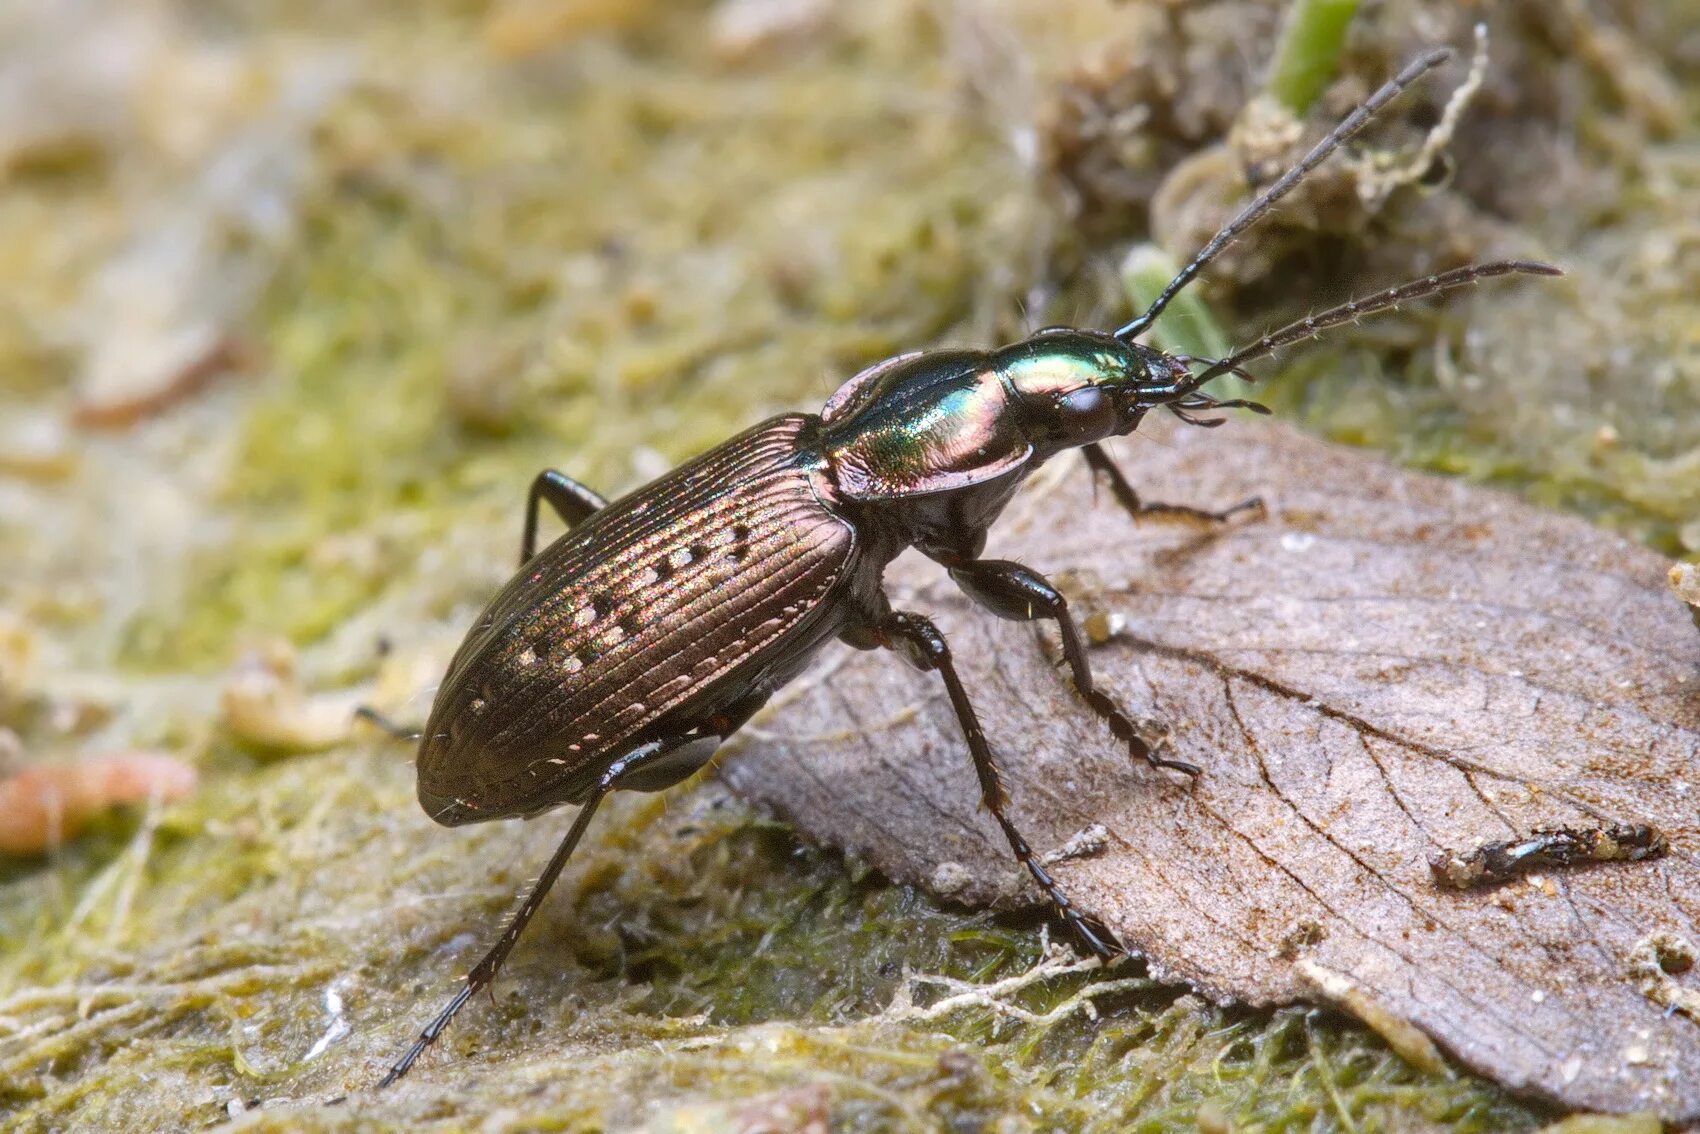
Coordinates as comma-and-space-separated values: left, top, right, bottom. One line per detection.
373, 47, 1559, 1085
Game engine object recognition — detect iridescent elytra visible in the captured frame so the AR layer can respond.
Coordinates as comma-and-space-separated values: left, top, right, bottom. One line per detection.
372, 46, 1560, 1085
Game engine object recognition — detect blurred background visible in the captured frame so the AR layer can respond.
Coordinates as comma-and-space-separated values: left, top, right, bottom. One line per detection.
0, 0, 1696, 1129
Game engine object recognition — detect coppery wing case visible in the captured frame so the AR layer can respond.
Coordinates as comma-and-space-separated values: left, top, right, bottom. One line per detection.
417, 415, 857, 818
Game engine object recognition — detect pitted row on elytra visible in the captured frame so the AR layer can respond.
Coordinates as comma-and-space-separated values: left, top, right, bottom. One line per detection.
371, 45, 1560, 1087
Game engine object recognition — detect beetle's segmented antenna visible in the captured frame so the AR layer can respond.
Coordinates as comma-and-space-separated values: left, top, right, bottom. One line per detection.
1114, 48, 1453, 343
1179, 259, 1562, 390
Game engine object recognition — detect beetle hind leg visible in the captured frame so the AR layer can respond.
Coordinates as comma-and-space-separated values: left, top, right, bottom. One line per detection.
945, 557, 1199, 778
867, 608, 1121, 960
378, 734, 694, 1087
1082, 443, 1262, 526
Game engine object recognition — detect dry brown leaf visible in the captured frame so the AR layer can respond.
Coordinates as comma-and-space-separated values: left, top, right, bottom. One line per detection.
724, 418, 1700, 1121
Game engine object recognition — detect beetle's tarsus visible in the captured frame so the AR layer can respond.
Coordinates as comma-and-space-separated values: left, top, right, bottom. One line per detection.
1080, 444, 1260, 528
1071, 912, 1123, 959
1132, 496, 1263, 525
1151, 754, 1203, 778
944, 555, 1207, 782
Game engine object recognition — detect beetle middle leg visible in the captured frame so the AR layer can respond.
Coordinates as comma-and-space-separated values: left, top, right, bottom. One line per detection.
1082, 443, 1262, 525
521, 469, 610, 565
861, 608, 1120, 959
379, 730, 702, 1087
354, 705, 422, 742
945, 556, 1200, 778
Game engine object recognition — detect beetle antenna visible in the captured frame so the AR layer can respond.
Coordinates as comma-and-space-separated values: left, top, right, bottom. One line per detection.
1114, 47, 1453, 343
1178, 259, 1562, 390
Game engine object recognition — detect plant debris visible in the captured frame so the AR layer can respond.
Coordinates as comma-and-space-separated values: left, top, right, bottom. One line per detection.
1672, 563, 1700, 631
219, 644, 362, 754
0, 752, 196, 856
1429, 824, 1670, 891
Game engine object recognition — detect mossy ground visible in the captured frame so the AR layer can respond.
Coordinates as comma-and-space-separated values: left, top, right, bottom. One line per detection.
1, 1, 1694, 1130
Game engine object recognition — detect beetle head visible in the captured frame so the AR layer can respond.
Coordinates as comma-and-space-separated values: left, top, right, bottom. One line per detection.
997, 329, 1256, 456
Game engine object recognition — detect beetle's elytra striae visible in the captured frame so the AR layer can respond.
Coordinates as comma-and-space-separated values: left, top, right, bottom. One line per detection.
373, 47, 1559, 1085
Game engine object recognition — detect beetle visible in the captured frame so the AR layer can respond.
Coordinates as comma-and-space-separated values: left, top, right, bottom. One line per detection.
372, 47, 1559, 1085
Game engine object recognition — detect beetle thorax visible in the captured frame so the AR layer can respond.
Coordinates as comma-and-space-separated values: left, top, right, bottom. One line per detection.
818, 350, 1032, 502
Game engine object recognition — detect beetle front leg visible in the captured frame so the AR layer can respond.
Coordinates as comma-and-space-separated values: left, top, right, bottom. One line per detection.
868, 609, 1120, 960
379, 732, 695, 1088
521, 470, 610, 565
945, 557, 1200, 778
1082, 443, 1262, 525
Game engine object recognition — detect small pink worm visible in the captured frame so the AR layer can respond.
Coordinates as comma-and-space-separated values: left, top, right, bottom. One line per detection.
0, 753, 198, 856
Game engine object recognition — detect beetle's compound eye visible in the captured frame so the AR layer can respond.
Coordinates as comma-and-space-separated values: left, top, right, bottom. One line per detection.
1055, 385, 1118, 444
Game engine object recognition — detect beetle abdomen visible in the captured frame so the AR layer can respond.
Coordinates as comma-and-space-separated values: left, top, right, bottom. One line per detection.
417, 416, 856, 823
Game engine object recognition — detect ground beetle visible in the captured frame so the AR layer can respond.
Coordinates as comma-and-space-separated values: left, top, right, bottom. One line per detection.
372, 48, 1559, 1084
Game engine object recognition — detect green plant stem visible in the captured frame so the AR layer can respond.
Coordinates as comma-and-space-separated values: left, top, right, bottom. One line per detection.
1267, 0, 1361, 113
